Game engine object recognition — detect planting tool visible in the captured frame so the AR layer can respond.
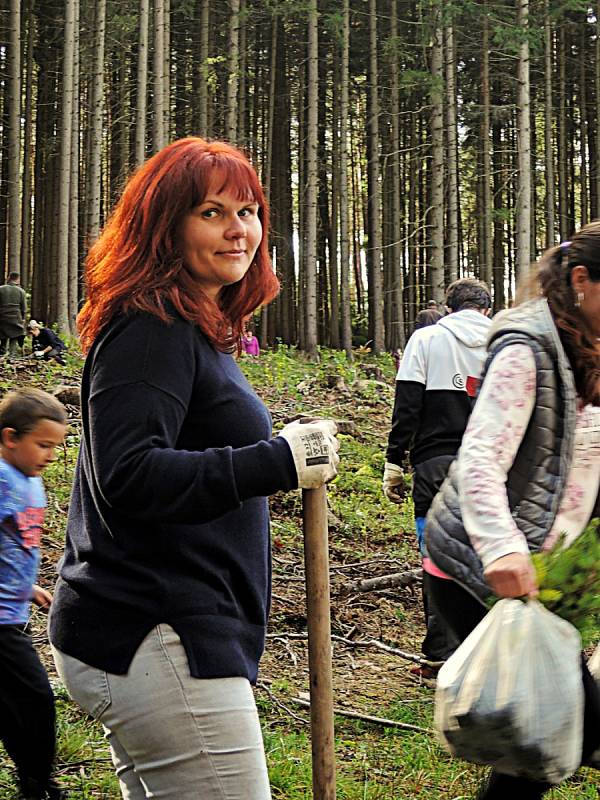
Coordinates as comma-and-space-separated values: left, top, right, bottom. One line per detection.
302, 485, 337, 799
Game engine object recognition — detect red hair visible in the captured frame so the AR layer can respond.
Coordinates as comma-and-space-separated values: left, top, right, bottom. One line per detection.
78, 137, 279, 353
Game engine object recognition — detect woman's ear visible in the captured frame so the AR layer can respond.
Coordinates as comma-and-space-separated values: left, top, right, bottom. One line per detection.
570, 265, 590, 290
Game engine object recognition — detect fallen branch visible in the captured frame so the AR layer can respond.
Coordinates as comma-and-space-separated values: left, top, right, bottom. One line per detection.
266, 631, 443, 668
339, 568, 422, 596
291, 696, 431, 734
257, 682, 309, 725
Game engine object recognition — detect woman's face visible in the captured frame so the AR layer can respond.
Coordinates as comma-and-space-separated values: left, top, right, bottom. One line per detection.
572, 266, 600, 338
180, 187, 262, 299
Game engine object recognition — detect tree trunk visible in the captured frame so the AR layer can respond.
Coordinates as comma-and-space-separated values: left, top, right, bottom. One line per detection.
56, 0, 75, 331
544, 1, 555, 247
153, 0, 166, 151
302, 0, 319, 357
480, 3, 492, 286
20, 0, 35, 288
198, 0, 210, 136
135, 0, 150, 165
445, 21, 459, 284
429, 12, 444, 301
389, 0, 405, 348
367, 0, 384, 352
68, 0, 80, 327
7, 0, 21, 276
515, 0, 531, 280
339, 0, 352, 357
225, 0, 240, 142
558, 21, 568, 240
86, 0, 106, 246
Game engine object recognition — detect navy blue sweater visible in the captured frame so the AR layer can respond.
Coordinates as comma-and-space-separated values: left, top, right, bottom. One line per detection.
49, 309, 297, 682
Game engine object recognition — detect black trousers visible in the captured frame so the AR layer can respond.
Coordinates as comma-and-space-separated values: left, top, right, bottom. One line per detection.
427, 574, 600, 799
0, 625, 57, 788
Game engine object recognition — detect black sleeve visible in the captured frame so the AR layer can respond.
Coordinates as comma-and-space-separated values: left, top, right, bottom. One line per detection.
385, 380, 426, 467
87, 316, 296, 523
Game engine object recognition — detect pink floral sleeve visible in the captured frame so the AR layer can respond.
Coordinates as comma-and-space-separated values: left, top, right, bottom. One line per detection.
457, 344, 537, 568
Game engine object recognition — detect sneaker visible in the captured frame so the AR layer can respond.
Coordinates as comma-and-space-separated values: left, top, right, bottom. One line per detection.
20, 776, 67, 800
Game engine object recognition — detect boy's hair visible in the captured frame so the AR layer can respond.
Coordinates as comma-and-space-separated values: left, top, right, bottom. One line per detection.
445, 278, 491, 312
0, 388, 67, 436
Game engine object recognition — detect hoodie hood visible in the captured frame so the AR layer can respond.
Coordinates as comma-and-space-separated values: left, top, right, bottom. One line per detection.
437, 308, 492, 348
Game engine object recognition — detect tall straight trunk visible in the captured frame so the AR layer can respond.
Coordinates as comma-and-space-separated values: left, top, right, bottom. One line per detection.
263, 19, 277, 191
579, 28, 588, 226
367, 0, 384, 352
303, 0, 319, 357
596, 2, 600, 214
163, 0, 170, 142
237, 0, 247, 144
329, 56, 340, 349
198, 0, 210, 136
445, 21, 459, 284
389, 0, 404, 348
515, 0, 531, 280
492, 115, 506, 309
339, 0, 352, 357
480, 3, 492, 286
225, 0, 240, 142
20, 0, 35, 288
56, 0, 76, 331
7, 0, 21, 275
87, 0, 106, 245
429, 13, 444, 301
68, 0, 80, 326
135, 0, 150, 165
558, 22, 568, 240
544, 1, 555, 247
153, 0, 166, 151
271, 24, 295, 344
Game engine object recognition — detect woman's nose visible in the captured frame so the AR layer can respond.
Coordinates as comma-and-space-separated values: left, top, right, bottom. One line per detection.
225, 214, 245, 239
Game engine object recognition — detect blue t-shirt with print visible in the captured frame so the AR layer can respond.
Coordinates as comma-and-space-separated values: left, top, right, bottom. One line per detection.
0, 457, 45, 624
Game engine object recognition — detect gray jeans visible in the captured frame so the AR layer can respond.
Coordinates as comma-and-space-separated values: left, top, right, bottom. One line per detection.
51, 624, 272, 799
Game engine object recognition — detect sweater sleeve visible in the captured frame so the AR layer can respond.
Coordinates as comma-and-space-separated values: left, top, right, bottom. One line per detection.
87, 316, 296, 524
385, 332, 427, 466
457, 344, 537, 568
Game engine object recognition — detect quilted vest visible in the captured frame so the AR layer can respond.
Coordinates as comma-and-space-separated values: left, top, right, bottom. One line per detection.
425, 298, 578, 604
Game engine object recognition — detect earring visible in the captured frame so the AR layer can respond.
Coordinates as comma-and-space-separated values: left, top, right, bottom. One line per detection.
575, 291, 584, 308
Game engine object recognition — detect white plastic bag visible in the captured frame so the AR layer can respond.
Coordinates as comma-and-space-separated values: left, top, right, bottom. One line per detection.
434, 598, 583, 784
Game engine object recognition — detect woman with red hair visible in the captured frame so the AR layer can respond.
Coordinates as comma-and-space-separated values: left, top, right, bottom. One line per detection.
48, 138, 339, 799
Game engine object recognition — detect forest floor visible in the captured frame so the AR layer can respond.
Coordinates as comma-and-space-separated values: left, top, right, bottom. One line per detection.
0, 346, 598, 799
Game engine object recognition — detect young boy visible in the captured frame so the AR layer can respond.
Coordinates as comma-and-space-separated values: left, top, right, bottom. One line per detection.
0, 388, 67, 800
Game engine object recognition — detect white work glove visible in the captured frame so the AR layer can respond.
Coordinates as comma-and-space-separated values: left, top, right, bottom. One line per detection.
33, 350, 44, 359
277, 418, 339, 489
382, 461, 409, 504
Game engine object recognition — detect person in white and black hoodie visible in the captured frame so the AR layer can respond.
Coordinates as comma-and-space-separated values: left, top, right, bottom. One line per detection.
382, 278, 492, 673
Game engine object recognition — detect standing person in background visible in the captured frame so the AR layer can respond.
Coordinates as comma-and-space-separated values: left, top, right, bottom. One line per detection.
0, 388, 67, 800
383, 278, 492, 677
414, 299, 443, 332
28, 322, 66, 366
48, 137, 339, 800
426, 224, 600, 799
241, 328, 260, 356
0, 273, 26, 359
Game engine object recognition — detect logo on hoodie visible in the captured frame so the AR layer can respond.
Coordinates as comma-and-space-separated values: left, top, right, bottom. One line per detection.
452, 373, 465, 389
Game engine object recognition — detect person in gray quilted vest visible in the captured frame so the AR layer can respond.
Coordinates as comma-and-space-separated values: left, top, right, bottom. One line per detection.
425, 221, 600, 799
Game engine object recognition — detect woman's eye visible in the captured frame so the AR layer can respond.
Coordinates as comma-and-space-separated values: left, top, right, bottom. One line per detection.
201, 209, 219, 218
239, 207, 257, 217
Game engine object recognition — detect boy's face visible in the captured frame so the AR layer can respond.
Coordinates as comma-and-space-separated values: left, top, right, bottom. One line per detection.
1, 419, 67, 477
